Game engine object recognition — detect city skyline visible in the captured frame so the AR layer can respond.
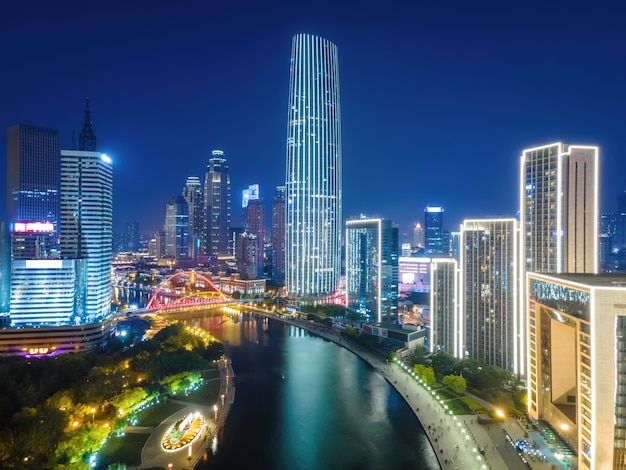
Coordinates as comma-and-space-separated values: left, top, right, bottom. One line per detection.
1, 1, 625, 236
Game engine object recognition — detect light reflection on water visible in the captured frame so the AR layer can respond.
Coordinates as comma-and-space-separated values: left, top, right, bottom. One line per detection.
185, 309, 439, 470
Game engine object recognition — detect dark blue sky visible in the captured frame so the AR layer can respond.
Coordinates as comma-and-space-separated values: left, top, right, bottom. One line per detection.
2, 1, 625, 239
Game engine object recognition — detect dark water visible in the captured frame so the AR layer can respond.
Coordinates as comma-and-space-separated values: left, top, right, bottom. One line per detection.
186, 309, 439, 470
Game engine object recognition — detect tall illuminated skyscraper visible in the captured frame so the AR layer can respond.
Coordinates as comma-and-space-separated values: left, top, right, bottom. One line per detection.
182, 176, 203, 259
203, 150, 231, 257
425, 206, 444, 255
285, 33, 342, 297
519, 143, 598, 377
272, 186, 286, 280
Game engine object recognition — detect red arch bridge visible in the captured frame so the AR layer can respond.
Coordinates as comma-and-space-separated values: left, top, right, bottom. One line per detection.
146, 271, 232, 310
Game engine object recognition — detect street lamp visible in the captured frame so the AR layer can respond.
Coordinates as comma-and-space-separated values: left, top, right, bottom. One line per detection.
91, 407, 96, 421
214, 404, 218, 421
221, 394, 225, 406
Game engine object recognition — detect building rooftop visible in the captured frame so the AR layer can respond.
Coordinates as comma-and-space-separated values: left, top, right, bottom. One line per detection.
531, 272, 626, 288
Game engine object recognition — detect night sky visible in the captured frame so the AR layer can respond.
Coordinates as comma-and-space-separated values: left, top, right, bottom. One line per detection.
2, 1, 625, 240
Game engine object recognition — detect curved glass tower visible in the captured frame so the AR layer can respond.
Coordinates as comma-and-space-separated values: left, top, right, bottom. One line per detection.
285, 33, 342, 298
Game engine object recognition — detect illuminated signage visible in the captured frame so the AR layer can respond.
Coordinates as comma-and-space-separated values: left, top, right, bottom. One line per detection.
14, 222, 54, 233
25, 260, 63, 269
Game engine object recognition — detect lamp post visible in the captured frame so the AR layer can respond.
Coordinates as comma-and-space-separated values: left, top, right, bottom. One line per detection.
91, 407, 96, 421
214, 404, 218, 421
221, 394, 225, 406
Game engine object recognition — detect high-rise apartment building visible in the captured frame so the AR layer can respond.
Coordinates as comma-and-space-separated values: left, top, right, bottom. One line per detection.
425, 206, 444, 255
164, 195, 190, 260
527, 272, 626, 470
244, 198, 264, 277
182, 176, 203, 259
345, 218, 398, 323
6, 124, 59, 231
430, 258, 459, 356
272, 186, 286, 280
460, 218, 518, 372
203, 150, 231, 257
60, 149, 113, 324
519, 143, 598, 377
285, 33, 342, 297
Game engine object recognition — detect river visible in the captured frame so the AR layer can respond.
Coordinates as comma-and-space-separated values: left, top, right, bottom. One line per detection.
182, 308, 439, 470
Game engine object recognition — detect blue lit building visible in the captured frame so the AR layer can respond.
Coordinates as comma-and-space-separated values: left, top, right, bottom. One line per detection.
424, 206, 444, 255
345, 218, 398, 322
285, 34, 342, 298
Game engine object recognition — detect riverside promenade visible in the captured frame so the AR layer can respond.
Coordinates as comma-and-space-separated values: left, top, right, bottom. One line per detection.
125, 357, 235, 470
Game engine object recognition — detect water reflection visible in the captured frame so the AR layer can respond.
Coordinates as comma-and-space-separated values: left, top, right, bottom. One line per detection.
184, 309, 439, 470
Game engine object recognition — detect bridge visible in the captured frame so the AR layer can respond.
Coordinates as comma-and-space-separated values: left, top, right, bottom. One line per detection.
144, 271, 232, 311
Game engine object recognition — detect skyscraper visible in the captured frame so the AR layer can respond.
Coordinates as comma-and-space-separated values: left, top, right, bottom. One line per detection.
182, 176, 203, 260
430, 258, 459, 356
244, 198, 265, 277
285, 33, 342, 298
6, 124, 59, 231
164, 196, 190, 260
203, 150, 231, 257
519, 143, 598, 377
424, 206, 444, 255
345, 218, 398, 322
460, 218, 518, 372
60, 149, 113, 324
272, 186, 286, 280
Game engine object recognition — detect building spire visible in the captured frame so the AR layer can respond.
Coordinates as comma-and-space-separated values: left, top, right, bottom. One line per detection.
79, 97, 96, 151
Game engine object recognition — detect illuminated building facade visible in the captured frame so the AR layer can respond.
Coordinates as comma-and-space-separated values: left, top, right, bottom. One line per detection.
398, 256, 431, 293
203, 150, 231, 257
182, 176, 203, 260
430, 258, 459, 356
164, 195, 190, 260
272, 186, 286, 280
527, 272, 626, 470
285, 33, 342, 297
519, 143, 598, 376
461, 218, 518, 372
345, 218, 398, 322
242, 184, 259, 208
6, 124, 59, 232
413, 221, 425, 248
60, 150, 113, 324
244, 198, 264, 277
425, 206, 444, 255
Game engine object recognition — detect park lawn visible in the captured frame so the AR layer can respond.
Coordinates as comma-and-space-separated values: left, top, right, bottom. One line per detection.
442, 397, 472, 415
97, 432, 150, 468
135, 401, 186, 427
174, 378, 221, 405
460, 396, 488, 413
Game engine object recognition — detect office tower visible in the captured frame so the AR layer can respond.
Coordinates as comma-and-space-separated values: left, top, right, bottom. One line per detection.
203, 150, 231, 257
285, 33, 342, 298
229, 227, 244, 257
519, 143, 598, 377
6, 124, 59, 231
272, 186, 286, 280
413, 221, 425, 248
242, 184, 259, 209
155, 231, 166, 260
244, 198, 265, 277
345, 218, 398, 323
460, 218, 518, 372
430, 258, 459, 356
236, 233, 258, 280
60, 150, 113, 324
527, 272, 626, 470
164, 196, 190, 260
182, 176, 203, 259
424, 206, 444, 255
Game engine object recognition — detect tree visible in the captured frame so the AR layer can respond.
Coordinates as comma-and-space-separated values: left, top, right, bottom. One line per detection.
430, 351, 457, 376
422, 367, 436, 385
442, 374, 467, 394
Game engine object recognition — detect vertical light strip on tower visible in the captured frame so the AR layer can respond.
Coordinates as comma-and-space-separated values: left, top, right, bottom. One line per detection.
285, 34, 342, 297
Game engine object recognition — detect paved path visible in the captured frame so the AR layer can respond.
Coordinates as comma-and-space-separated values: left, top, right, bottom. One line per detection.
125, 358, 235, 470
